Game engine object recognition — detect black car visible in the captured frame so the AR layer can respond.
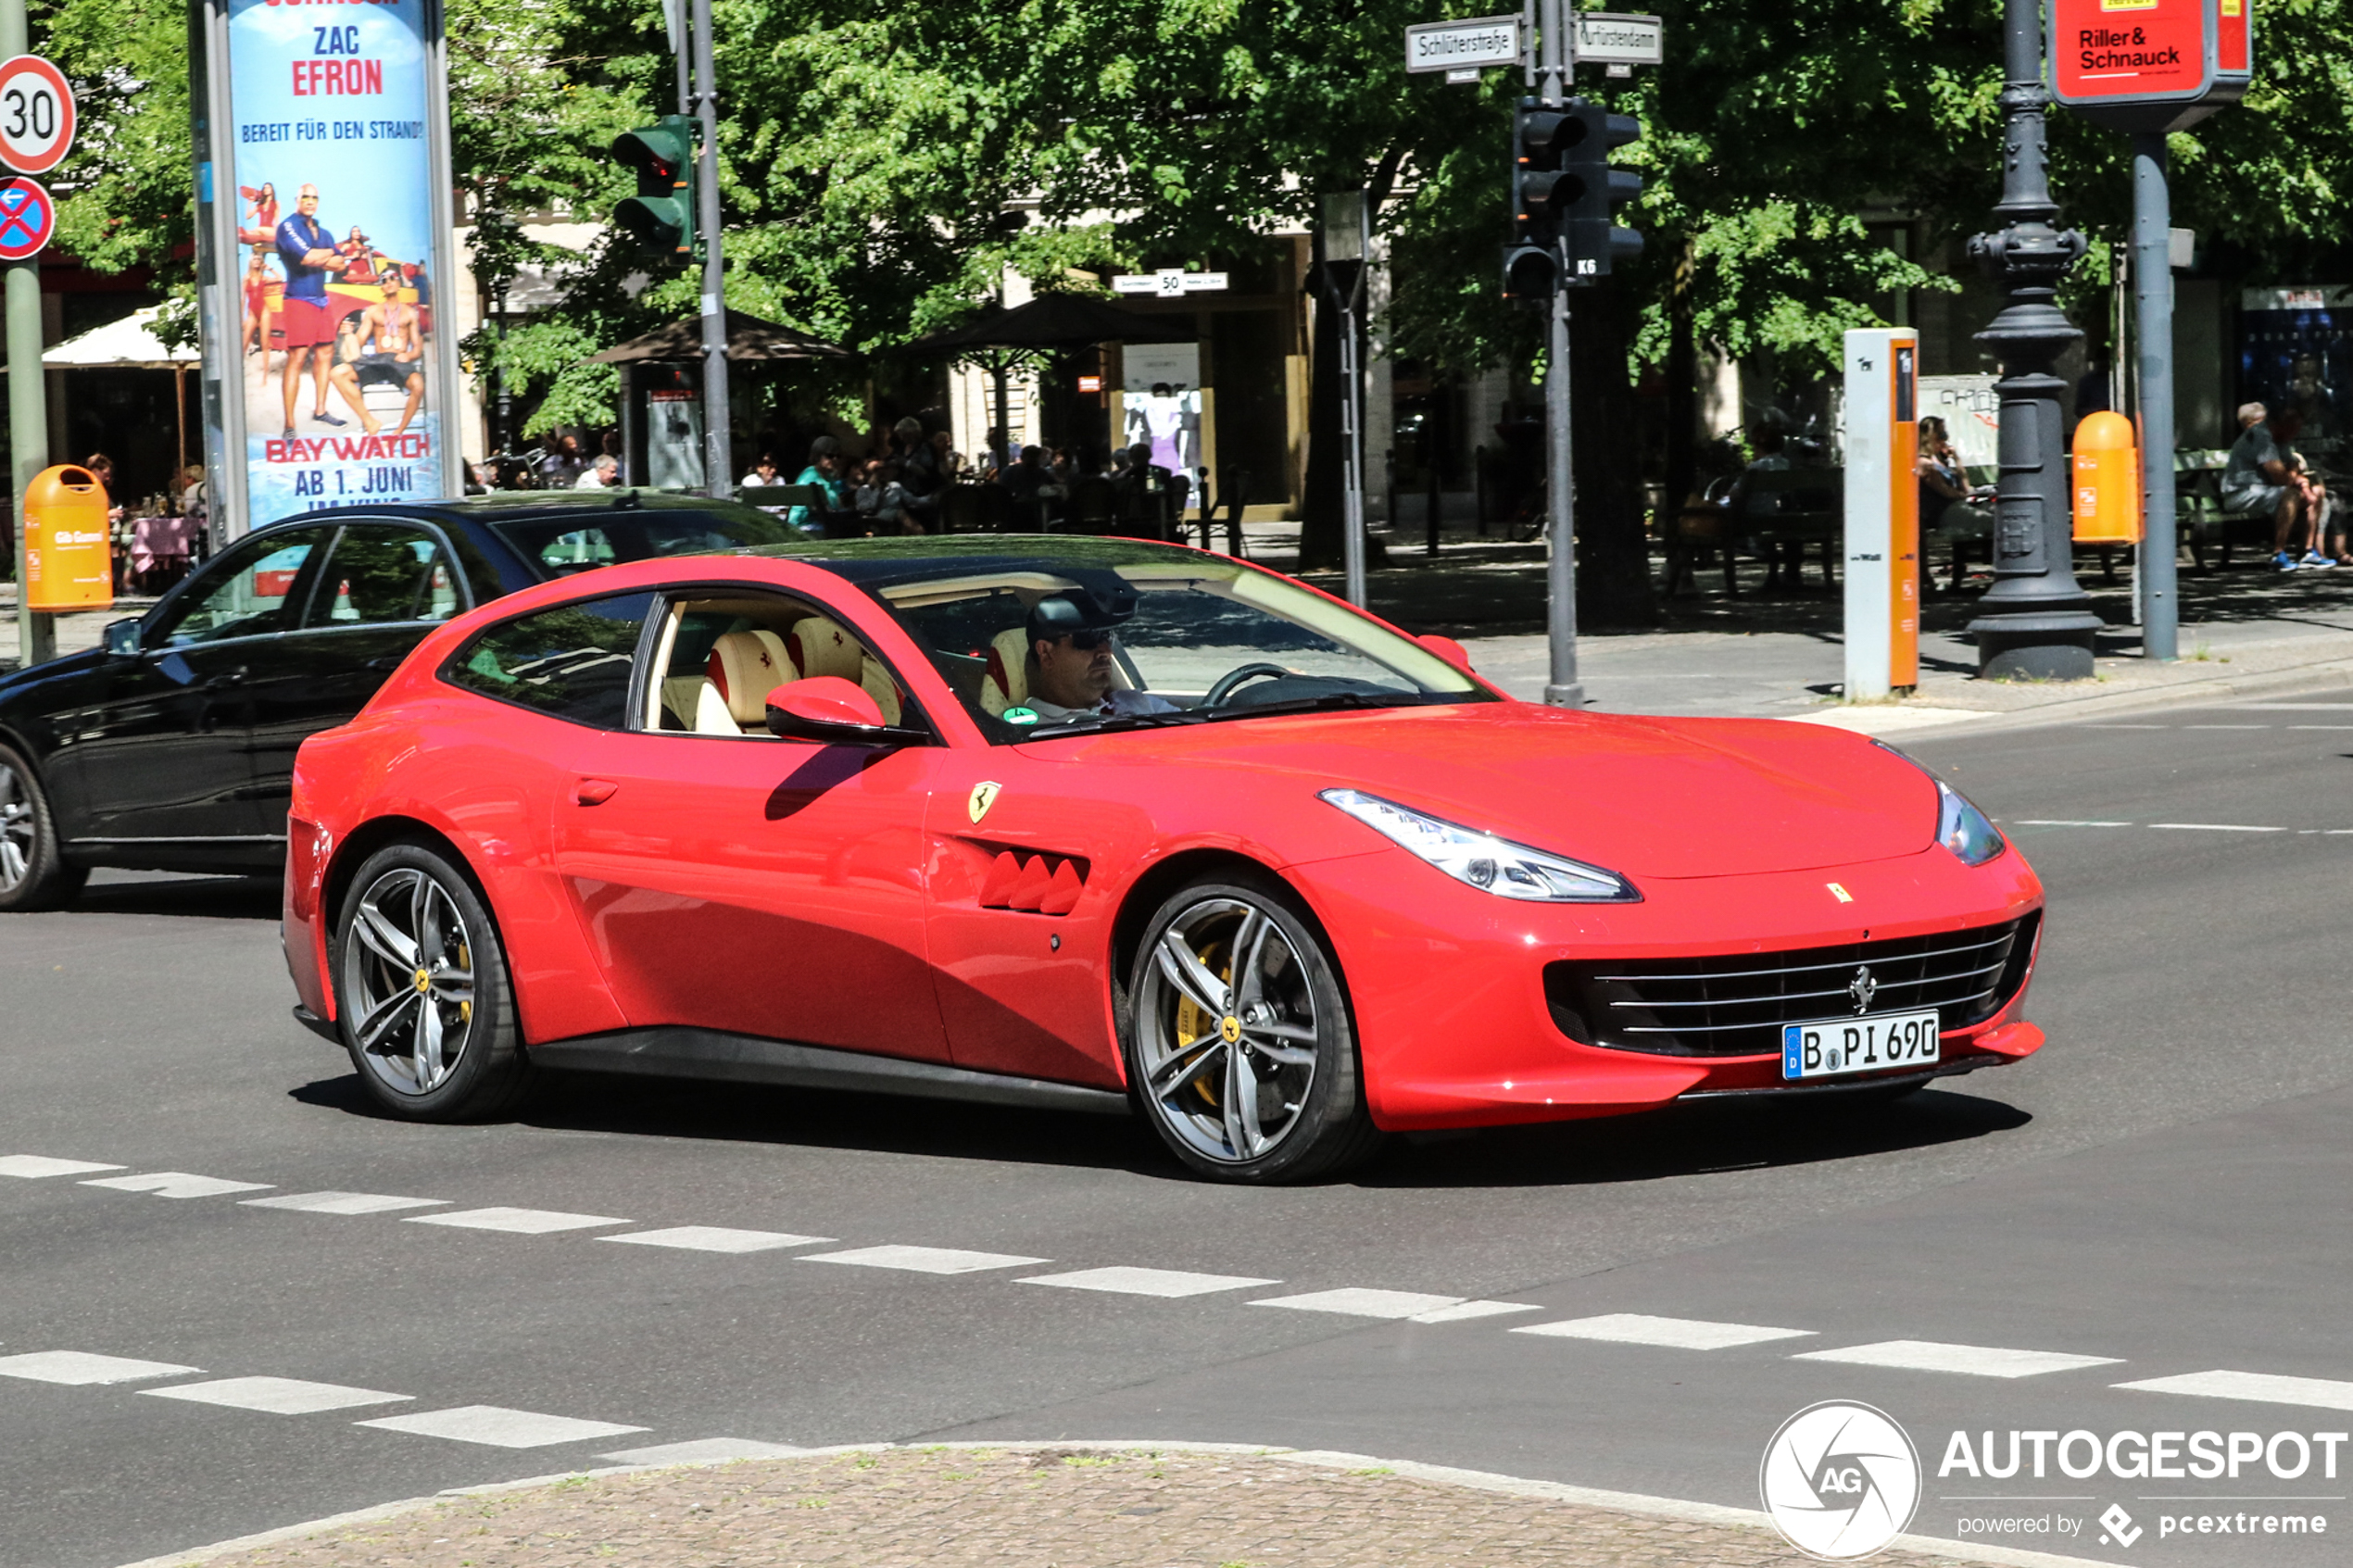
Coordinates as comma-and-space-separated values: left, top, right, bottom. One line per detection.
0, 491, 806, 909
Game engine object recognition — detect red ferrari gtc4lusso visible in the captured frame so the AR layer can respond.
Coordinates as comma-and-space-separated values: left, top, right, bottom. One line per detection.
283, 535, 2044, 1182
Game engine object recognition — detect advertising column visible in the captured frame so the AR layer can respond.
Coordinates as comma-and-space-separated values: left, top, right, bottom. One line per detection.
1843, 328, 1920, 699
198, 0, 461, 533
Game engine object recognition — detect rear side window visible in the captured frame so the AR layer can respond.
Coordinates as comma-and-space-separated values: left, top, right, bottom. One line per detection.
302, 525, 464, 628
442, 592, 652, 728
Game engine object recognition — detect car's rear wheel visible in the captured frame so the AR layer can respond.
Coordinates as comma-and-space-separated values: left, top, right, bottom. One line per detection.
1124, 873, 1381, 1183
0, 744, 87, 912
334, 842, 531, 1121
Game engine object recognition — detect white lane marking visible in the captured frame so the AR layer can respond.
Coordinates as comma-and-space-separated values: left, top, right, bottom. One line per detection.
2085, 723, 2170, 729
598, 1437, 811, 1464
2113, 1369, 2353, 1412
2184, 724, 2271, 730
0, 1155, 126, 1179
1514, 1313, 1816, 1350
81, 1173, 272, 1199
599, 1226, 835, 1254
2147, 822, 2288, 833
356, 1405, 648, 1448
404, 1207, 631, 1235
1249, 1288, 1465, 1319
0, 1351, 203, 1385
2012, 820, 2132, 828
799, 1244, 1048, 1274
2289, 725, 2353, 731
1793, 1339, 2122, 1378
143, 1376, 410, 1415
1411, 1300, 1544, 1323
1018, 1266, 1281, 1298
242, 1192, 449, 1216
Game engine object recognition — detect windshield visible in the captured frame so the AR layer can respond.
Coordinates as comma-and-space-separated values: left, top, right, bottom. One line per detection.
489, 506, 807, 578
869, 556, 1489, 742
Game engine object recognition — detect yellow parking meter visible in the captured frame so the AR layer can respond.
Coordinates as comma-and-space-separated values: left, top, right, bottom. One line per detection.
23, 464, 113, 612
2071, 412, 2143, 545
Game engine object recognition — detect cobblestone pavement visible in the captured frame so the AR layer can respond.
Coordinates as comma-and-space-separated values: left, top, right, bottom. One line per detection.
127, 1446, 2096, 1568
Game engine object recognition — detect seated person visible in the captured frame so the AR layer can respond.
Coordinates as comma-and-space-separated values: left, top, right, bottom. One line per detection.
788, 436, 848, 530
1000, 445, 1051, 512
1020, 591, 1178, 724
2223, 401, 2329, 569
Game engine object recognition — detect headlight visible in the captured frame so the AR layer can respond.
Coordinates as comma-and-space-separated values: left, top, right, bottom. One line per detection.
1935, 779, 2006, 866
1319, 788, 1639, 902
1874, 740, 2006, 867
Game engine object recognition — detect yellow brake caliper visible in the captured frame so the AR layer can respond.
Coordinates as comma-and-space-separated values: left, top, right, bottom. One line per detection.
1172, 936, 1231, 1109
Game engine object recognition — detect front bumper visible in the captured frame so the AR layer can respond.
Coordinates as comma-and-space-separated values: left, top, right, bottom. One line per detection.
1289, 843, 2045, 1132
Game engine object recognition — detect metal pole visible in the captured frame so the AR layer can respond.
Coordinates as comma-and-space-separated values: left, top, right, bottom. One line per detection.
1961, 0, 2101, 680
1540, 0, 1581, 707
2133, 132, 2178, 660
690, 0, 729, 498
1340, 294, 1365, 606
2, 0, 48, 667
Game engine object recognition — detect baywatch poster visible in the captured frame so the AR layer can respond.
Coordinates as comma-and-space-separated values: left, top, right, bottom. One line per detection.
223, 0, 452, 525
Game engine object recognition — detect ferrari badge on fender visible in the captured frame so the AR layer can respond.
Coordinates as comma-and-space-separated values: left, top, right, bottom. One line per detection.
968, 781, 1003, 824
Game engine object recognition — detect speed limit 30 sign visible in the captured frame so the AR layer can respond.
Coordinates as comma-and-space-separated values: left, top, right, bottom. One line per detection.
0, 56, 74, 176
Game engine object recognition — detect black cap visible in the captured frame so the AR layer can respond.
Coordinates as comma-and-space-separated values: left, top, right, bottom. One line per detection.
1026, 581, 1136, 643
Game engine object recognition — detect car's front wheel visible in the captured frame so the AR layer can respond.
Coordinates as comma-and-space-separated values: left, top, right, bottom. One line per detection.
1124, 873, 1381, 1183
334, 842, 532, 1121
0, 744, 87, 911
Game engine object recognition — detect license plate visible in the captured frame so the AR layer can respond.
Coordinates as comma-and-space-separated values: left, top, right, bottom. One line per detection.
1780, 1009, 1940, 1081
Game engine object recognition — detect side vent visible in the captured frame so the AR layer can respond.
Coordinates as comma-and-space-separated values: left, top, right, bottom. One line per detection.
977, 849, 1088, 915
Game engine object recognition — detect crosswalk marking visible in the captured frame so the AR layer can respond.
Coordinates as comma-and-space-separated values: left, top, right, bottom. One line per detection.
0, 1155, 125, 1179
404, 1207, 631, 1235
242, 1191, 448, 1216
81, 1173, 272, 1199
600, 1226, 835, 1254
142, 1376, 410, 1415
598, 1437, 810, 1464
355, 1405, 648, 1448
2113, 1369, 2353, 1411
0, 1351, 203, 1385
1793, 1340, 2121, 1378
1019, 1266, 1280, 1298
800, 1244, 1050, 1274
1514, 1313, 1816, 1350
1250, 1288, 1465, 1319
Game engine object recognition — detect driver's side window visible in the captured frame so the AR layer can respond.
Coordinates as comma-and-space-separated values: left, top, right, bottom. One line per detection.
644, 593, 906, 737
154, 526, 337, 647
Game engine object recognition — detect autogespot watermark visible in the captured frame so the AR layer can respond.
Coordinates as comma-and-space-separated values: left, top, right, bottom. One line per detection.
1764, 1404, 2347, 1559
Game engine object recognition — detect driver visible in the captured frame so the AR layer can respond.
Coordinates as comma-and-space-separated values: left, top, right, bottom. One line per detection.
1023, 592, 1178, 724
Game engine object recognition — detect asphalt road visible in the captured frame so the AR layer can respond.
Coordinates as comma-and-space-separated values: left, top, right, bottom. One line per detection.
5, 690, 2353, 1567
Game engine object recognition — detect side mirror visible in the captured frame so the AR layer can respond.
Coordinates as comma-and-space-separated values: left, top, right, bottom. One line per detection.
765, 676, 924, 746
1416, 633, 1472, 671
103, 618, 144, 657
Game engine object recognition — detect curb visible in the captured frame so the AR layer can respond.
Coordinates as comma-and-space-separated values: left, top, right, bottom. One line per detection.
108, 1437, 2125, 1568
1799, 655, 2353, 740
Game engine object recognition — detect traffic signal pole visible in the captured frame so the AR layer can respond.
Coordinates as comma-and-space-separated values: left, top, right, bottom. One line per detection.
690, 0, 730, 499
3, 0, 52, 668
1538, 0, 1582, 709
2133, 132, 2178, 660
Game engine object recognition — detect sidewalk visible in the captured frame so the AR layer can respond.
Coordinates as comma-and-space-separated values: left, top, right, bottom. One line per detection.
120, 1442, 2104, 1568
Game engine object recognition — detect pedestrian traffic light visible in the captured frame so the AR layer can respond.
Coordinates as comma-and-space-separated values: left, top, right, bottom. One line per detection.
612, 115, 698, 258
1503, 100, 1570, 303
1557, 102, 1644, 282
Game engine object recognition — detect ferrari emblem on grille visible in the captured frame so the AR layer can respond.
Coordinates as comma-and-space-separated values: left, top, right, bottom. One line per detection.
967, 781, 1002, 824
1848, 965, 1878, 1015
1826, 882, 1854, 903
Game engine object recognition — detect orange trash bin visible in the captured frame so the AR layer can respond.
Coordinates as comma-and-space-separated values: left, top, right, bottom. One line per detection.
22, 464, 113, 612
2071, 411, 2143, 545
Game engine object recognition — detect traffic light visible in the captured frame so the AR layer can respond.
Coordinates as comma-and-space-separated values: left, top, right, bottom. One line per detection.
1557, 102, 1644, 282
612, 115, 698, 257
1503, 100, 1569, 303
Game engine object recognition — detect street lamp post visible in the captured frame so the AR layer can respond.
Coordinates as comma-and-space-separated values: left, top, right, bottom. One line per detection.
1962, 0, 2103, 680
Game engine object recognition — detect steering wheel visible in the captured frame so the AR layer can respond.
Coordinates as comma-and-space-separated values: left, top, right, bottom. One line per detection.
1202, 662, 1293, 708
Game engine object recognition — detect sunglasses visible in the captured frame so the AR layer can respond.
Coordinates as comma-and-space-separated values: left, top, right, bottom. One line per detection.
1063, 627, 1115, 651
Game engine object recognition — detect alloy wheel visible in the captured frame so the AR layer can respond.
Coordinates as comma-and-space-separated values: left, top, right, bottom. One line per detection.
343, 866, 477, 1096
1134, 895, 1323, 1164
0, 760, 34, 893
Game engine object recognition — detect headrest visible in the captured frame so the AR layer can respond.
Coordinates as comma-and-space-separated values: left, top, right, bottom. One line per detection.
788, 616, 865, 682
705, 630, 790, 723
859, 655, 904, 726
980, 627, 1030, 718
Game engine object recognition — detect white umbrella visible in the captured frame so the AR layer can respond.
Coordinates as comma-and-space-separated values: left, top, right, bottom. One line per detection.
41, 305, 199, 370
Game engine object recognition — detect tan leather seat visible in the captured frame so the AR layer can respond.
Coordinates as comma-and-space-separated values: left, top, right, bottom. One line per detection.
790, 616, 904, 727
979, 627, 1030, 717
703, 629, 791, 734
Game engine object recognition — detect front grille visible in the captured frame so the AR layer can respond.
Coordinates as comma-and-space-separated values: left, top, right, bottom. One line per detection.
1545, 913, 2037, 1059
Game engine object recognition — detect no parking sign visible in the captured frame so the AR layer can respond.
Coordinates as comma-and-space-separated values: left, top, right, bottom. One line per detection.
0, 174, 54, 260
